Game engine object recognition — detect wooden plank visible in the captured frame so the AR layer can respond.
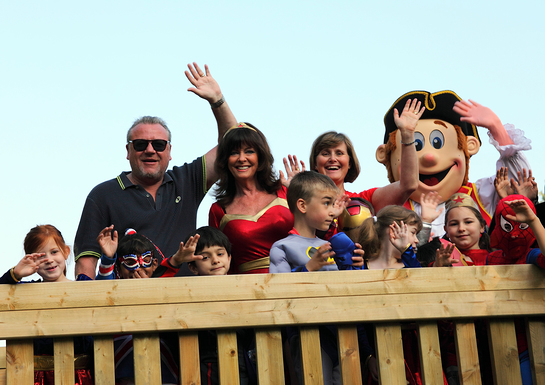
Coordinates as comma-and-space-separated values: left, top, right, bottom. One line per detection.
527, 319, 545, 385
488, 319, 521, 385
454, 322, 481, 385
217, 330, 239, 385
299, 326, 323, 385
417, 321, 443, 385
93, 335, 115, 384
133, 334, 161, 385
255, 328, 285, 385
0, 369, 5, 385
337, 325, 362, 385
374, 323, 405, 385
2, 288, 544, 339
179, 332, 201, 385
6, 339, 33, 384
0, 346, 5, 385
1, 265, 543, 312
54, 337, 74, 385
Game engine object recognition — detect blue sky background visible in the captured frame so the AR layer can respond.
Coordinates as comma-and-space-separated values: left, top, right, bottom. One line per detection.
2, 0, 544, 281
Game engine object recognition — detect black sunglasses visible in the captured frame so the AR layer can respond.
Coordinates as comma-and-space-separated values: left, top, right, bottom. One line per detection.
128, 139, 170, 152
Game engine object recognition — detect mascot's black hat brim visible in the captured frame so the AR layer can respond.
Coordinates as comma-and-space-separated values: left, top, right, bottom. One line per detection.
382, 90, 481, 145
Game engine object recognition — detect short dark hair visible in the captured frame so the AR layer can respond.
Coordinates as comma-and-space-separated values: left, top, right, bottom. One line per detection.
214, 122, 281, 207
287, 171, 338, 214
184, 226, 232, 256
115, 233, 157, 278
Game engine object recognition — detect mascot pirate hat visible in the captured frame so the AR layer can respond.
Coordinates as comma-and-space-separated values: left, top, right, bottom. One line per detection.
383, 90, 481, 145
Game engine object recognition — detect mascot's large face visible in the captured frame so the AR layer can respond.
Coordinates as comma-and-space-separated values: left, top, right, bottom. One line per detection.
490, 195, 536, 257
389, 119, 478, 202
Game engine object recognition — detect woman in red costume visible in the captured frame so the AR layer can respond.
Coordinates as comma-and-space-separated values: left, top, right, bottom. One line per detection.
209, 122, 294, 274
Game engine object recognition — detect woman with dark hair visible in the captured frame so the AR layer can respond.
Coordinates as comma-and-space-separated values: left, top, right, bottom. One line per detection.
209, 122, 294, 274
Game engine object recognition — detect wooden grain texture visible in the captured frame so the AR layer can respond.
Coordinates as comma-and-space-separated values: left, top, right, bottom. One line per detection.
6, 339, 33, 384
133, 334, 161, 385
54, 337, 74, 385
337, 325, 362, 385
488, 319, 521, 385
299, 326, 323, 385
374, 323, 405, 385
217, 330, 239, 385
0, 369, 5, 385
179, 332, 201, 385
417, 321, 444, 385
255, 328, 285, 385
527, 319, 545, 385
0, 346, 5, 385
93, 335, 115, 384
454, 322, 481, 385
1, 265, 543, 312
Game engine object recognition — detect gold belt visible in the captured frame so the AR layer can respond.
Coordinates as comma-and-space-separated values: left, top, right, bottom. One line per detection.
34, 354, 91, 371
238, 257, 270, 273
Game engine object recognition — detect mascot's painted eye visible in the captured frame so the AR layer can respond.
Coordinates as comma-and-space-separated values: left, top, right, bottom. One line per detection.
500, 215, 513, 232
430, 130, 445, 149
414, 132, 425, 151
519, 222, 529, 230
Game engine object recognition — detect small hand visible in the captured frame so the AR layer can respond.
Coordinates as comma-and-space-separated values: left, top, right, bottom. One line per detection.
494, 167, 514, 199
504, 199, 537, 224
131, 269, 152, 279
393, 98, 425, 139
420, 192, 444, 223
279, 154, 306, 187
511, 168, 538, 201
351, 243, 365, 268
332, 194, 350, 219
13, 253, 48, 280
305, 244, 335, 272
171, 234, 203, 266
185, 62, 223, 103
433, 242, 458, 267
453, 99, 502, 129
390, 221, 410, 252
97, 225, 118, 258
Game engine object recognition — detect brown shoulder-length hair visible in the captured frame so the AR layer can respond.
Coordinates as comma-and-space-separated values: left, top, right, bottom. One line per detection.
214, 122, 281, 207
356, 205, 422, 261
309, 131, 361, 183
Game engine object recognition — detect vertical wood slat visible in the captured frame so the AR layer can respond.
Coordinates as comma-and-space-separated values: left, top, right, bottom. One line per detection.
417, 322, 444, 385
374, 323, 405, 385
217, 330, 240, 385
0, 346, 6, 385
54, 337, 74, 385
527, 319, 545, 385
337, 325, 362, 385
133, 334, 162, 385
6, 339, 33, 384
454, 321, 481, 385
179, 332, 201, 385
299, 326, 323, 385
93, 336, 115, 384
255, 328, 285, 385
488, 319, 522, 385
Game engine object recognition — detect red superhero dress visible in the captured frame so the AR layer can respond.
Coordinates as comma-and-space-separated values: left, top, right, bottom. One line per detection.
209, 186, 294, 274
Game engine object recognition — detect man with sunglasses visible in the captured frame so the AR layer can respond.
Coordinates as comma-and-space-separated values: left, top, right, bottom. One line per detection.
74, 63, 237, 280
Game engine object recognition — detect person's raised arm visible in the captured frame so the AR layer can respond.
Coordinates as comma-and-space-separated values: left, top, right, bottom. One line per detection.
185, 62, 237, 189
373, 99, 424, 210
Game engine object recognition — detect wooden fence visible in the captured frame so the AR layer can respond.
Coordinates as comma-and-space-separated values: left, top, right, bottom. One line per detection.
0, 265, 544, 385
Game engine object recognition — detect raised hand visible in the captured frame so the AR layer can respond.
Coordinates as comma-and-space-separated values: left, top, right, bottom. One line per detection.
494, 167, 514, 199
332, 193, 350, 219
453, 99, 512, 145
420, 192, 444, 223
390, 221, 411, 252
279, 154, 305, 187
97, 225, 118, 258
12, 253, 48, 280
511, 168, 538, 201
393, 98, 425, 140
433, 242, 458, 267
185, 62, 223, 103
171, 234, 203, 266
305, 243, 335, 272
504, 199, 537, 224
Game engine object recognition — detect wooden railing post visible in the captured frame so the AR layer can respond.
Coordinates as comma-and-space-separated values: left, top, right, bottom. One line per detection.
6, 339, 33, 384
454, 321, 481, 385
374, 323, 405, 385
53, 337, 74, 385
255, 327, 285, 385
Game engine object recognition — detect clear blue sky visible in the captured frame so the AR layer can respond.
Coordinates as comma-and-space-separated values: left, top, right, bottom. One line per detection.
2, 0, 544, 280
